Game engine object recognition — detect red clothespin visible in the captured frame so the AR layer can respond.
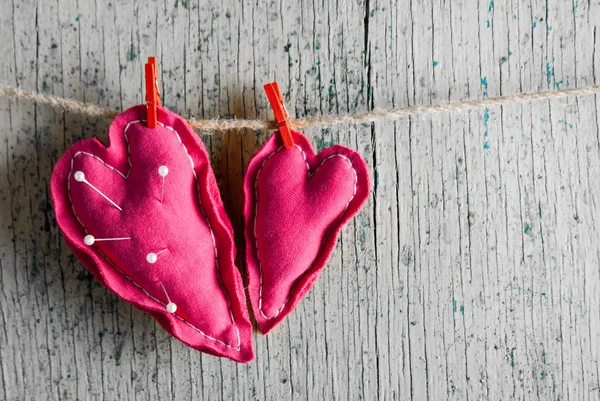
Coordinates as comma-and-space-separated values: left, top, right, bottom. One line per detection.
264, 82, 294, 149
145, 56, 161, 128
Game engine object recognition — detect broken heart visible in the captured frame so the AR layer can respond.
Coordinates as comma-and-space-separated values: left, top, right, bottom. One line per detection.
244, 131, 371, 334
51, 105, 254, 362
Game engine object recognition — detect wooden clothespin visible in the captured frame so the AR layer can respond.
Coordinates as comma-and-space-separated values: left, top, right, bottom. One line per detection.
145, 56, 161, 128
264, 82, 294, 149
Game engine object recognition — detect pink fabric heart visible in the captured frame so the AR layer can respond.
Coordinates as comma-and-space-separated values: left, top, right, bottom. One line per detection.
244, 131, 370, 333
51, 105, 253, 362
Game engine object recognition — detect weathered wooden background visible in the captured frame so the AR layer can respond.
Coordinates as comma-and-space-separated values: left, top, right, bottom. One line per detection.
1, 0, 599, 400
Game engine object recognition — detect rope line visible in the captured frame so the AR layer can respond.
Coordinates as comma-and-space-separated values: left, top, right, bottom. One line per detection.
1, 83, 599, 132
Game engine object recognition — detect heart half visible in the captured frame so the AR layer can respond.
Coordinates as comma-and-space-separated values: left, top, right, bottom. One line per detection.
244, 130, 371, 333
51, 105, 253, 362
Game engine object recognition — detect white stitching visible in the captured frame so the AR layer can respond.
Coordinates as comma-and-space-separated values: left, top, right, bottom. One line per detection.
68, 119, 241, 351
254, 144, 358, 320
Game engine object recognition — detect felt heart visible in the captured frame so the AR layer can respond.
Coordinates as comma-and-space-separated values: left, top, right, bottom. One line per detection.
244, 130, 370, 333
51, 105, 253, 362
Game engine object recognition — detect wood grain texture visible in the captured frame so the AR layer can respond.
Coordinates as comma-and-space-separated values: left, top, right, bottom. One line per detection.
0, 0, 599, 399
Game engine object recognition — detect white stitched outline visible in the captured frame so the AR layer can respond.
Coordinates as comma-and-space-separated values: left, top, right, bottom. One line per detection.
67, 119, 241, 351
254, 144, 358, 320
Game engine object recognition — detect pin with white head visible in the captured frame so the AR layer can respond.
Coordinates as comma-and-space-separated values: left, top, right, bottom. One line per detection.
83, 234, 132, 246
74, 171, 123, 211
158, 165, 169, 203
159, 280, 177, 314
146, 248, 167, 264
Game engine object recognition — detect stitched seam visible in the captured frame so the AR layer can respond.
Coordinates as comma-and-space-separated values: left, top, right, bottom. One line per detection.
67, 119, 241, 351
254, 144, 358, 320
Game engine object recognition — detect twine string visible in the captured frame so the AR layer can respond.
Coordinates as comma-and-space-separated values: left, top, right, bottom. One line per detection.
1, 83, 599, 133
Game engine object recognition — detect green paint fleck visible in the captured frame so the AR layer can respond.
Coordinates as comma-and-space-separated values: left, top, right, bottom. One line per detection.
459, 305, 464, 315
573, 3, 579, 14
458, 157, 463, 164
316, 136, 334, 152
181, 1, 188, 8
556, 336, 562, 342
533, 21, 537, 28
542, 351, 547, 364
500, 56, 507, 63
574, 214, 579, 222
488, 0, 494, 12
524, 223, 532, 234
510, 348, 515, 367
540, 371, 546, 379
75, 16, 79, 22
354, 78, 365, 109
486, 20, 490, 28
433, 61, 439, 67
545, 63, 555, 86
452, 298, 457, 313
468, 212, 475, 227
51, 43, 58, 49
483, 107, 490, 149
128, 44, 136, 61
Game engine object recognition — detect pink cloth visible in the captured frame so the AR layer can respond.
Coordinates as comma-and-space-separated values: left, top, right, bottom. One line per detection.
244, 130, 371, 333
51, 105, 253, 362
